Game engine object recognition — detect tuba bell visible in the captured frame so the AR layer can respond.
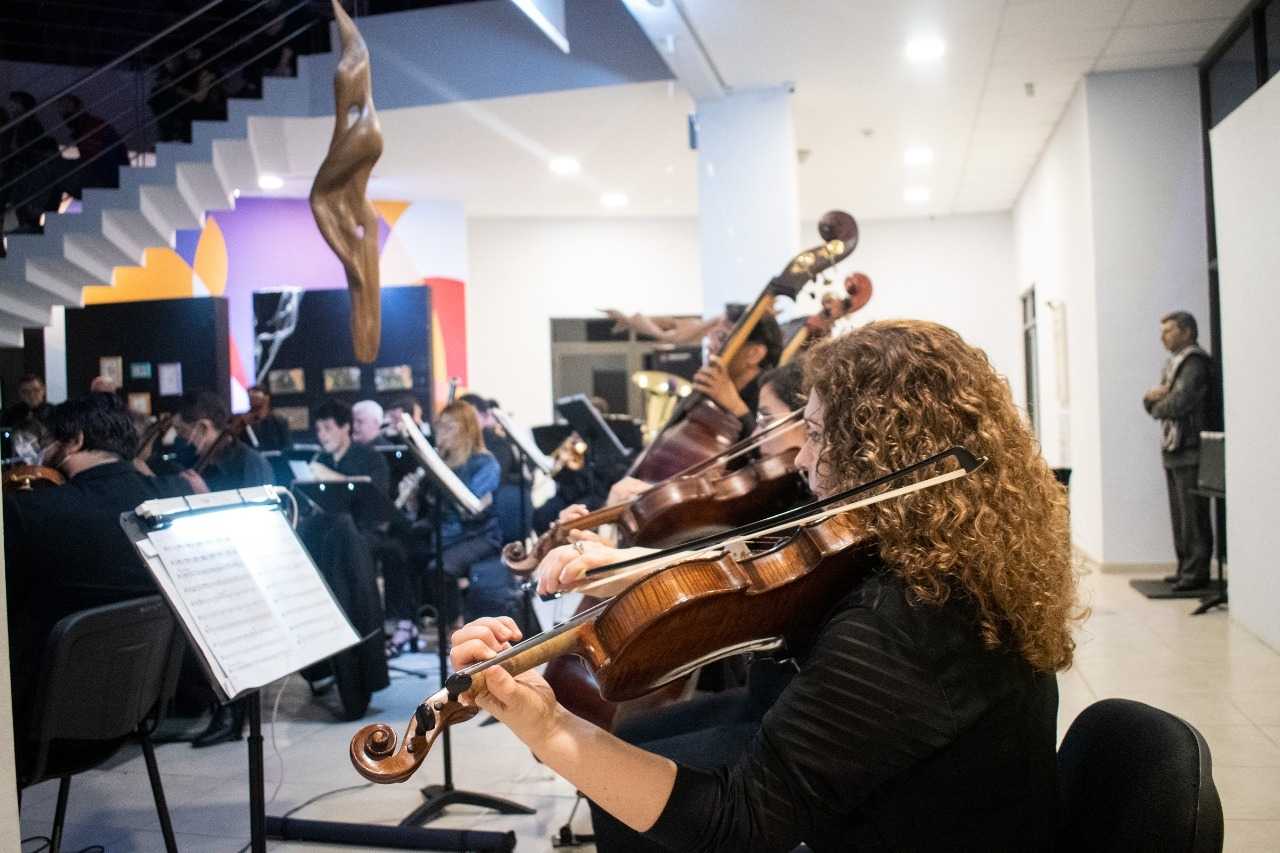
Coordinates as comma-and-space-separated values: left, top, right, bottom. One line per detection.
632, 370, 693, 445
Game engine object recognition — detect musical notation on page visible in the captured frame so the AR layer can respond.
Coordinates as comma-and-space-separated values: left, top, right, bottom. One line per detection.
129, 500, 358, 701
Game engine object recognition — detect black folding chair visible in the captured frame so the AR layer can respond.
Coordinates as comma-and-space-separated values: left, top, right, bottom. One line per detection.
18, 596, 183, 853
1059, 698, 1224, 852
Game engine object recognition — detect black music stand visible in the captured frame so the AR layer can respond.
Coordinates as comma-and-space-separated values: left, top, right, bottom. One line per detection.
121, 490, 518, 851
1191, 432, 1227, 616
396, 417, 535, 826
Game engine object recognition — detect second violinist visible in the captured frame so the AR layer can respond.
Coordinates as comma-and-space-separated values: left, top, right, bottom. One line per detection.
450, 319, 1081, 851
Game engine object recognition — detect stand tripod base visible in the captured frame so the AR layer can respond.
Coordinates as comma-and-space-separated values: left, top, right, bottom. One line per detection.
1191, 588, 1228, 615
401, 784, 536, 827
267, 816, 515, 851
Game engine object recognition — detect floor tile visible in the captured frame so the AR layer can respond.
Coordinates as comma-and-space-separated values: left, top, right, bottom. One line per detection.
1195, 725, 1280, 768
1225, 820, 1280, 851
1214, 766, 1280, 820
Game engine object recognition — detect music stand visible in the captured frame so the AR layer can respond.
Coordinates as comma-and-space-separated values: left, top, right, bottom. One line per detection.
554, 394, 631, 464
1191, 431, 1228, 616
397, 415, 536, 825
490, 408, 547, 635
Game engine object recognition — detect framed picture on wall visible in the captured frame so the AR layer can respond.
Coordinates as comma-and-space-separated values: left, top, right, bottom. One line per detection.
129, 361, 153, 380
268, 368, 305, 395
374, 365, 413, 391
127, 392, 152, 416
99, 356, 123, 388
158, 362, 184, 396
274, 406, 310, 432
323, 367, 362, 392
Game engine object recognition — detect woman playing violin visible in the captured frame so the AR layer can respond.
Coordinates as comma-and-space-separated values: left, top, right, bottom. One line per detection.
451, 319, 1080, 851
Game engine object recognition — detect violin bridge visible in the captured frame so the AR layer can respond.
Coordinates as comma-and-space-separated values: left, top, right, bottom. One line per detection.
726, 540, 751, 562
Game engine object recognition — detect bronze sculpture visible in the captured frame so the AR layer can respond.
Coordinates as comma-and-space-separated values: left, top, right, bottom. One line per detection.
310, 0, 384, 362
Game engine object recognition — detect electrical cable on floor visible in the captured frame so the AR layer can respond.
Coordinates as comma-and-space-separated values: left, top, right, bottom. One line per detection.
21, 837, 103, 853
267, 674, 290, 804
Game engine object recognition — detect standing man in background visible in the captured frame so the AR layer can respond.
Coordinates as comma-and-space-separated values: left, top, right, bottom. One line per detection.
1143, 311, 1214, 592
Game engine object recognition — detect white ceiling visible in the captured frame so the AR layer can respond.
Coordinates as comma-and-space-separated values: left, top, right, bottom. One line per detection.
268, 0, 1249, 220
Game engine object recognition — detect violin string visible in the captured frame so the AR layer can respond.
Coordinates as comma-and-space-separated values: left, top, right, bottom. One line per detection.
571, 463, 978, 597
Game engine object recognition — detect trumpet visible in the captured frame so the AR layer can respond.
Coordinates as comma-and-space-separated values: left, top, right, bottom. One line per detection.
550, 433, 588, 476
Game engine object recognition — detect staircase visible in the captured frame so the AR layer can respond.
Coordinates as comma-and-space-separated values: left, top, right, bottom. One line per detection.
0, 10, 333, 347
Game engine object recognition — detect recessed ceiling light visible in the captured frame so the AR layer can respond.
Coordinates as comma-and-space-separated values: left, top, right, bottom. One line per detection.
600, 191, 629, 209
904, 35, 946, 63
257, 174, 284, 191
548, 156, 581, 176
904, 145, 934, 166
904, 186, 931, 204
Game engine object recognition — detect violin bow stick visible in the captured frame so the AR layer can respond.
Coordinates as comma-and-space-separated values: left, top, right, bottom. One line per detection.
670, 409, 806, 480
570, 447, 986, 592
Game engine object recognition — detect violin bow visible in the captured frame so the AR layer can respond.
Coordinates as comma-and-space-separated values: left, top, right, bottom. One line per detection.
566, 447, 986, 596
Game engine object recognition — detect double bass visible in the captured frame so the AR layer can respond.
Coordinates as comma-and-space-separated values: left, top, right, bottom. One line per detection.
778, 271, 874, 365
628, 211, 859, 483
349, 447, 984, 784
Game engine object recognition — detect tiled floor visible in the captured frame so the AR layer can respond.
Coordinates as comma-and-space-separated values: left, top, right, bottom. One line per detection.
18, 571, 1280, 851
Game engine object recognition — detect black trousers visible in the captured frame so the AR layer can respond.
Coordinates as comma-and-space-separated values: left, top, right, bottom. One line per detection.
588, 689, 761, 852
1165, 463, 1213, 582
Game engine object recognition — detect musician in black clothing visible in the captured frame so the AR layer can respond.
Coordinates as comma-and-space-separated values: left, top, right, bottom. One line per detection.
1, 374, 53, 427
606, 306, 783, 505
459, 394, 522, 485
243, 385, 293, 452
4, 394, 190, 762
452, 320, 1080, 851
173, 390, 273, 493
313, 400, 391, 510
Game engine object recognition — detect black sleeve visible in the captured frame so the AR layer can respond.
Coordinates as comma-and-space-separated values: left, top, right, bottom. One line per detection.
643, 602, 968, 852
3, 496, 31, 607
367, 448, 390, 496
1149, 355, 1210, 420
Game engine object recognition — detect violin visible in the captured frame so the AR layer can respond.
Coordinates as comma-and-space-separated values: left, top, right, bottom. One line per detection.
348, 446, 984, 784
629, 211, 859, 482
3, 465, 65, 492
779, 271, 874, 365
504, 442, 805, 574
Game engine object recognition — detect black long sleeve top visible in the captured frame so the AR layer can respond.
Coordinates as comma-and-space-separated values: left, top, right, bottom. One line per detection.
644, 566, 1060, 852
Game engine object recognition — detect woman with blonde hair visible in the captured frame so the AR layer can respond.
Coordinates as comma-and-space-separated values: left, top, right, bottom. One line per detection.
389, 400, 504, 652
450, 320, 1082, 851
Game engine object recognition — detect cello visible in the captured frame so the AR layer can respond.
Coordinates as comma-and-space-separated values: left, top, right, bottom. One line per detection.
349, 447, 984, 784
628, 211, 859, 482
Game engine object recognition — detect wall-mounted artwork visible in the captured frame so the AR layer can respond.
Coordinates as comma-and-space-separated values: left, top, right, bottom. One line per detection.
99, 356, 123, 388
128, 392, 152, 416
268, 368, 305, 395
274, 406, 310, 432
323, 366, 362, 393
374, 365, 412, 391
130, 361, 152, 380
158, 362, 184, 397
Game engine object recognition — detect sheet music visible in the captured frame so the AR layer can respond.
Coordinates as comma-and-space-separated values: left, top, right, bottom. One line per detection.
130, 501, 358, 700
492, 408, 554, 475
398, 413, 484, 515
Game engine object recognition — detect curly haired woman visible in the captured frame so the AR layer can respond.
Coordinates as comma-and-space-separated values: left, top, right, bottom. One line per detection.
450, 320, 1083, 852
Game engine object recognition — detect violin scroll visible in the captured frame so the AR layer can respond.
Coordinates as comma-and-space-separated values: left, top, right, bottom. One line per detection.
350, 693, 479, 784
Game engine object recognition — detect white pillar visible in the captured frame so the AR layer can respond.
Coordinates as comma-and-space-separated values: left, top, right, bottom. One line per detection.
695, 88, 799, 317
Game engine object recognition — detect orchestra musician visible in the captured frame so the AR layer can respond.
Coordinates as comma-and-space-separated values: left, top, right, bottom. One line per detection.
351, 399, 385, 447
172, 390, 274, 493
241, 385, 293, 451
450, 320, 1080, 851
606, 305, 784, 506
4, 393, 191, 763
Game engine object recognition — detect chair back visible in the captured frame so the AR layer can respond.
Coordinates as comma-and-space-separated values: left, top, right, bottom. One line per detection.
1058, 698, 1223, 853
28, 596, 177, 750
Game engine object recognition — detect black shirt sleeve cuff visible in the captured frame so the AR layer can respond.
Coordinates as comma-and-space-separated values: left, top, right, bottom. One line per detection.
644, 763, 722, 849
738, 412, 756, 439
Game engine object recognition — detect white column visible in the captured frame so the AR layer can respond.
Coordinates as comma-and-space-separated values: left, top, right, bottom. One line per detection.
695, 88, 799, 317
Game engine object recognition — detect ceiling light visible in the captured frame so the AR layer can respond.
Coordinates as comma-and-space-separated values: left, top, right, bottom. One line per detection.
257, 174, 284, 191
600, 192, 629, 209
904, 35, 946, 63
904, 146, 934, 166
548, 156, 581, 176
904, 186, 931, 204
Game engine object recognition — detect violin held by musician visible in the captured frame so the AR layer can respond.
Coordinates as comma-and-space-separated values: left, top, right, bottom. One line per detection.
352, 319, 1082, 851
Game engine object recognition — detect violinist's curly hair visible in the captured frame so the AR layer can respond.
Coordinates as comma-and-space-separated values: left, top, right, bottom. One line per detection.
805, 320, 1083, 672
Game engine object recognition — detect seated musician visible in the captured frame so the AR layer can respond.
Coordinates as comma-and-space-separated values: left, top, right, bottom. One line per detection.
459, 394, 522, 486
173, 390, 273, 493
351, 399, 385, 447
4, 393, 191, 760
312, 399, 391, 496
400, 400, 506, 639
242, 385, 293, 452
384, 394, 427, 442
606, 307, 783, 506
452, 320, 1079, 851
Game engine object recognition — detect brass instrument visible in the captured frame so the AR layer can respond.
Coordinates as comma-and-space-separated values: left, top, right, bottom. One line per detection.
549, 433, 588, 476
632, 370, 693, 445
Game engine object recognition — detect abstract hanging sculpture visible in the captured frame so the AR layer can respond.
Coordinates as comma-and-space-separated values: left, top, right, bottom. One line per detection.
310, 0, 384, 362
